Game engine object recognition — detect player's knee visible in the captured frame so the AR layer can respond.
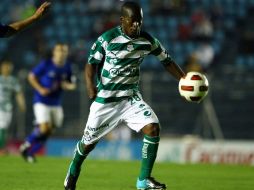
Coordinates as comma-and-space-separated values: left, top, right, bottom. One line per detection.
142, 123, 160, 137
39, 123, 52, 135
82, 142, 97, 154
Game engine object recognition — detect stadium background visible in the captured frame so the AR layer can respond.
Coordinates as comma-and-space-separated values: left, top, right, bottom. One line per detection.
0, 0, 254, 164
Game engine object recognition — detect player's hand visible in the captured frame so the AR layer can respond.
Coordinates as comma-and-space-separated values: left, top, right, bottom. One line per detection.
87, 86, 97, 100
38, 87, 51, 96
33, 1, 51, 20
61, 81, 76, 90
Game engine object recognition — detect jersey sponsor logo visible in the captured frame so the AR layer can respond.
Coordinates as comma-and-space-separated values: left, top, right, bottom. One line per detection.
135, 108, 146, 115
82, 131, 98, 142
142, 143, 149, 158
109, 66, 138, 77
86, 123, 109, 132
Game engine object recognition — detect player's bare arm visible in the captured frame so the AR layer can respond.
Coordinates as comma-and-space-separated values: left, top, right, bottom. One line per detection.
16, 91, 26, 113
163, 60, 186, 80
28, 73, 50, 96
84, 64, 97, 100
7, 1, 51, 36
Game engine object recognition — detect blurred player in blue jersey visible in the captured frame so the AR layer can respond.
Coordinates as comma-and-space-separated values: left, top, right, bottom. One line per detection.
64, 1, 185, 190
0, 60, 26, 154
20, 43, 76, 163
0, 1, 50, 38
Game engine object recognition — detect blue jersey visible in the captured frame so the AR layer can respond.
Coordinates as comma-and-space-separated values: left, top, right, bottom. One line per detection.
0, 23, 9, 37
32, 59, 73, 106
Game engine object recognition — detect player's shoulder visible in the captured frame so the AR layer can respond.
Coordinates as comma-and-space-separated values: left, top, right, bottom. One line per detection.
43, 59, 56, 67
140, 31, 158, 45
33, 59, 51, 70
99, 26, 121, 43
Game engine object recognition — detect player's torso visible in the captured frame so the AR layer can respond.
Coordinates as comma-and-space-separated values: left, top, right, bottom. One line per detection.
94, 27, 154, 103
39, 61, 69, 90
34, 61, 70, 105
100, 28, 153, 87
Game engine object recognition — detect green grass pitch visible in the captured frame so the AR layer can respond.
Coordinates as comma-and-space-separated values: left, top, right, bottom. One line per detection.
0, 156, 253, 190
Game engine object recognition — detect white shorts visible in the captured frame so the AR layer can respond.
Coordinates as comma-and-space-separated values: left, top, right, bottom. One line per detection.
82, 93, 159, 144
0, 110, 12, 129
33, 103, 64, 128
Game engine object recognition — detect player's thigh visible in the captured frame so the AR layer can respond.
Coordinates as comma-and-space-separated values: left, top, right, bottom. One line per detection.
82, 101, 121, 145
0, 110, 12, 129
51, 106, 64, 128
33, 103, 51, 124
123, 93, 159, 132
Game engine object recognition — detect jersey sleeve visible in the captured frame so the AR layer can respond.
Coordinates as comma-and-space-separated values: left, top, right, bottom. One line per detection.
88, 36, 106, 65
31, 60, 47, 77
150, 37, 174, 65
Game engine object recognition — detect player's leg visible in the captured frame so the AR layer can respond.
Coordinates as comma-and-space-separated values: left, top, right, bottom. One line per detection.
20, 103, 52, 162
30, 105, 64, 156
0, 128, 7, 154
0, 110, 12, 154
64, 101, 120, 190
52, 105, 64, 128
123, 93, 166, 189
136, 123, 166, 190
64, 142, 97, 190
139, 123, 160, 179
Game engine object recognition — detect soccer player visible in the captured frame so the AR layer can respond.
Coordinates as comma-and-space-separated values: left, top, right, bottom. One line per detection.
20, 43, 76, 163
0, 60, 26, 154
0, 1, 50, 38
64, 1, 185, 190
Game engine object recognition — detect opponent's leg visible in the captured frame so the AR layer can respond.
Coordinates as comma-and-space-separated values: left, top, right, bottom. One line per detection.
136, 123, 166, 190
20, 123, 51, 163
64, 141, 97, 190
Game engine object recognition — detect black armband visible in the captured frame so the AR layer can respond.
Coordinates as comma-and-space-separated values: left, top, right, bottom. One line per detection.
161, 57, 174, 66
4, 25, 17, 37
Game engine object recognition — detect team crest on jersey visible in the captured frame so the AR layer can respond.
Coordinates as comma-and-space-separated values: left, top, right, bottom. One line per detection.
109, 58, 117, 64
144, 111, 152, 117
127, 44, 134, 51
98, 36, 104, 43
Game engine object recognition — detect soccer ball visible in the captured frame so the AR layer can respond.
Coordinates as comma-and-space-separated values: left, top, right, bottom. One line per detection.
178, 71, 209, 103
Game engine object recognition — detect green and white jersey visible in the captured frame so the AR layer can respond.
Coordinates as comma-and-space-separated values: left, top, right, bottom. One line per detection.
0, 75, 21, 112
88, 26, 173, 103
